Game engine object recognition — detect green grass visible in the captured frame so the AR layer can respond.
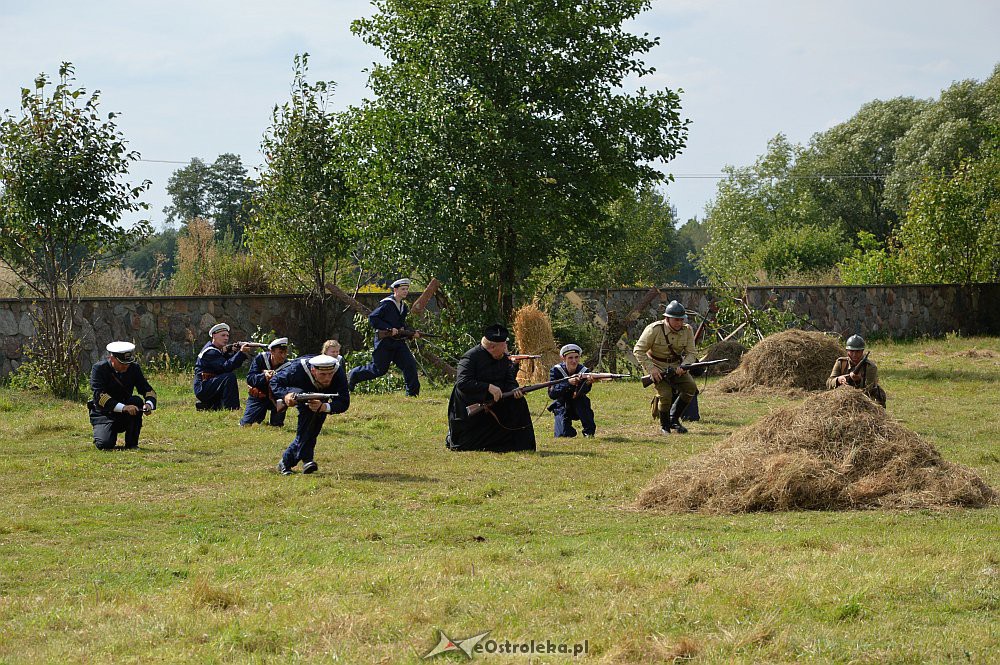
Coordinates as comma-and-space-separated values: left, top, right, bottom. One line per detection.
0, 336, 998, 663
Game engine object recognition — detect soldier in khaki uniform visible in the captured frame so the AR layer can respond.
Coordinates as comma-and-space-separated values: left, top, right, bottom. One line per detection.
827, 334, 887, 407
634, 300, 699, 434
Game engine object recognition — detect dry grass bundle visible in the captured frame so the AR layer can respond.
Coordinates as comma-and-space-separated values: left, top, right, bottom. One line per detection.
702, 339, 746, 375
716, 329, 843, 393
636, 389, 996, 514
511, 304, 561, 383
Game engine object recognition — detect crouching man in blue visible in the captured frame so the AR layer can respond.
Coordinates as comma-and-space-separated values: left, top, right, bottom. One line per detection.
88, 342, 157, 450
194, 323, 251, 411
348, 278, 421, 396
271, 354, 350, 475
547, 344, 596, 438
240, 337, 292, 427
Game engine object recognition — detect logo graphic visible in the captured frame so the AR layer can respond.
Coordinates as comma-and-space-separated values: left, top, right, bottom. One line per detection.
423, 630, 490, 659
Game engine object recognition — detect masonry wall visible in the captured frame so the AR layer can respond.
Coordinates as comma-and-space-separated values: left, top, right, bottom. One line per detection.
1, 284, 997, 378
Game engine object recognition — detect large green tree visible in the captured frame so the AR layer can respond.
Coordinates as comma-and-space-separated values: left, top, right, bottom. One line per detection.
246, 55, 353, 299
0, 63, 149, 397
346, 0, 688, 324
163, 153, 256, 246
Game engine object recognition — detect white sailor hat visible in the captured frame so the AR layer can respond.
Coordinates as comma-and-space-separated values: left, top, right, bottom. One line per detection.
308, 354, 340, 371
560, 344, 583, 357
209, 322, 230, 336
390, 278, 411, 288
269, 337, 289, 349
106, 341, 136, 363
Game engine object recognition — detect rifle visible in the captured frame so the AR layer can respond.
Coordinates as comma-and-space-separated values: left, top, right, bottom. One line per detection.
289, 392, 340, 404
837, 351, 871, 385
466, 377, 571, 417
579, 372, 630, 382
376, 328, 439, 341
224, 341, 269, 353
641, 359, 729, 387
507, 354, 542, 361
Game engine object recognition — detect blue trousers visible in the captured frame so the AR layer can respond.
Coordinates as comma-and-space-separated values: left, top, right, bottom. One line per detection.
281, 406, 327, 469
90, 396, 145, 449
240, 395, 286, 426
194, 373, 241, 410
551, 395, 596, 437
348, 342, 420, 396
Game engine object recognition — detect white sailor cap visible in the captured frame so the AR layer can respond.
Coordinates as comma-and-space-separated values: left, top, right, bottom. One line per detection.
209, 322, 230, 336
560, 344, 583, 357
269, 337, 289, 349
308, 354, 340, 371
106, 341, 136, 363
390, 278, 411, 288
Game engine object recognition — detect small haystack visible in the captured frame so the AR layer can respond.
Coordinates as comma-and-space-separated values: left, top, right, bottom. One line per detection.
702, 340, 746, 375
716, 329, 842, 393
636, 389, 996, 513
511, 304, 561, 383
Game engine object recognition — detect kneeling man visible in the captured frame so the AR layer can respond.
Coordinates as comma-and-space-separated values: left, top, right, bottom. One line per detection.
445, 324, 535, 452
240, 337, 292, 427
547, 344, 596, 438
88, 342, 157, 450
270, 354, 350, 475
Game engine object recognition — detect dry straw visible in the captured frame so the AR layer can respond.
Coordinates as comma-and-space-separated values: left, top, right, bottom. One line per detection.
511, 304, 561, 383
636, 389, 996, 514
716, 329, 843, 393
701, 339, 746, 375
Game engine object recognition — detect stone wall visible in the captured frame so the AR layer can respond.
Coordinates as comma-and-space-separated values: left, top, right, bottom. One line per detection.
1, 284, 997, 378
0, 293, 392, 378
562, 283, 1000, 344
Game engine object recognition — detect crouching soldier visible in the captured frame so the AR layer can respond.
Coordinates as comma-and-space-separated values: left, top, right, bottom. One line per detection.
634, 300, 699, 435
827, 334, 887, 407
270, 354, 350, 475
240, 337, 292, 427
547, 344, 596, 438
88, 342, 157, 450
194, 323, 251, 411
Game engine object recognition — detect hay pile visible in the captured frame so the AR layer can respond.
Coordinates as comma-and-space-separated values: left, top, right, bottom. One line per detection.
716, 329, 842, 393
511, 304, 561, 383
636, 389, 996, 513
701, 339, 746, 375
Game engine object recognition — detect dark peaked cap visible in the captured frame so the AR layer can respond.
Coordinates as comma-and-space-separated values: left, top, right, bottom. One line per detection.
483, 323, 509, 343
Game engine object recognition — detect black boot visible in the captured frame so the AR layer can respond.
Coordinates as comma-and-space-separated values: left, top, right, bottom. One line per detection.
659, 410, 672, 435
670, 396, 691, 434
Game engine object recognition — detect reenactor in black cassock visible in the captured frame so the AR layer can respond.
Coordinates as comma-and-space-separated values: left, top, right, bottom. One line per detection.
271, 354, 350, 475
193, 322, 251, 410
827, 334, 887, 407
547, 344, 596, 438
240, 337, 292, 427
347, 278, 421, 396
446, 324, 536, 452
88, 342, 157, 450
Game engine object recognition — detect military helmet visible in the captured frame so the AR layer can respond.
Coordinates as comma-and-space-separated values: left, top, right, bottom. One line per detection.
663, 300, 686, 318
845, 334, 865, 350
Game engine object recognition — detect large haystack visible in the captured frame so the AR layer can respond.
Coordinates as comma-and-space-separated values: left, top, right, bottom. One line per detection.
511, 304, 561, 384
716, 329, 842, 393
701, 339, 746, 375
636, 389, 996, 513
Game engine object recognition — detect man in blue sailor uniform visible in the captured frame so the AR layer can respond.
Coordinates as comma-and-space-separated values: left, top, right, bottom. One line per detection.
270, 354, 350, 475
88, 342, 157, 450
547, 344, 597, 438
240, 337, 292, 427
193, 322, 251, 411
347, 278, 421, 396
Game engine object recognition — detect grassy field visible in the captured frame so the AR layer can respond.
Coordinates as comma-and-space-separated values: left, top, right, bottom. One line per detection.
0, 336, 997, 664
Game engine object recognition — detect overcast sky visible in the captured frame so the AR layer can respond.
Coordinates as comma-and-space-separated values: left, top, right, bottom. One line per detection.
1, 0, 997, 229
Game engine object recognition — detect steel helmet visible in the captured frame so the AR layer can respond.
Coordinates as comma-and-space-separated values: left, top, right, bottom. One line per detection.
845, 334, 866, 350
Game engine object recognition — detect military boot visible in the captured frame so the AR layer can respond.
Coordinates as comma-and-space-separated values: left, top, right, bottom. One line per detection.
659, 410, 672, 435
670, 396, 691, 434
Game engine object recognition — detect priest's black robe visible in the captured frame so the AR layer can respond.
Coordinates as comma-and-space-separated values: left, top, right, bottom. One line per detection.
446, 344, 536, 452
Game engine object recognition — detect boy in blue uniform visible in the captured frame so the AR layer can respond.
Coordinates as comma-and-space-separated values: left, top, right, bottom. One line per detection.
194, 323, 251, 410
547, 344, 597, 438
347, 278, 421, 396
271, 354, 350, 475
240, 337, 292, 427
88, 342, 157, 450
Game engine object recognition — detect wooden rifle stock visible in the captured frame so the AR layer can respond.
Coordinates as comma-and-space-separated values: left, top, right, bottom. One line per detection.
225, 341, 269, 352
376, 328, 438, 341
641, 359, 729, 387
837, 351, 871, 385
466, 377, 571, 417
